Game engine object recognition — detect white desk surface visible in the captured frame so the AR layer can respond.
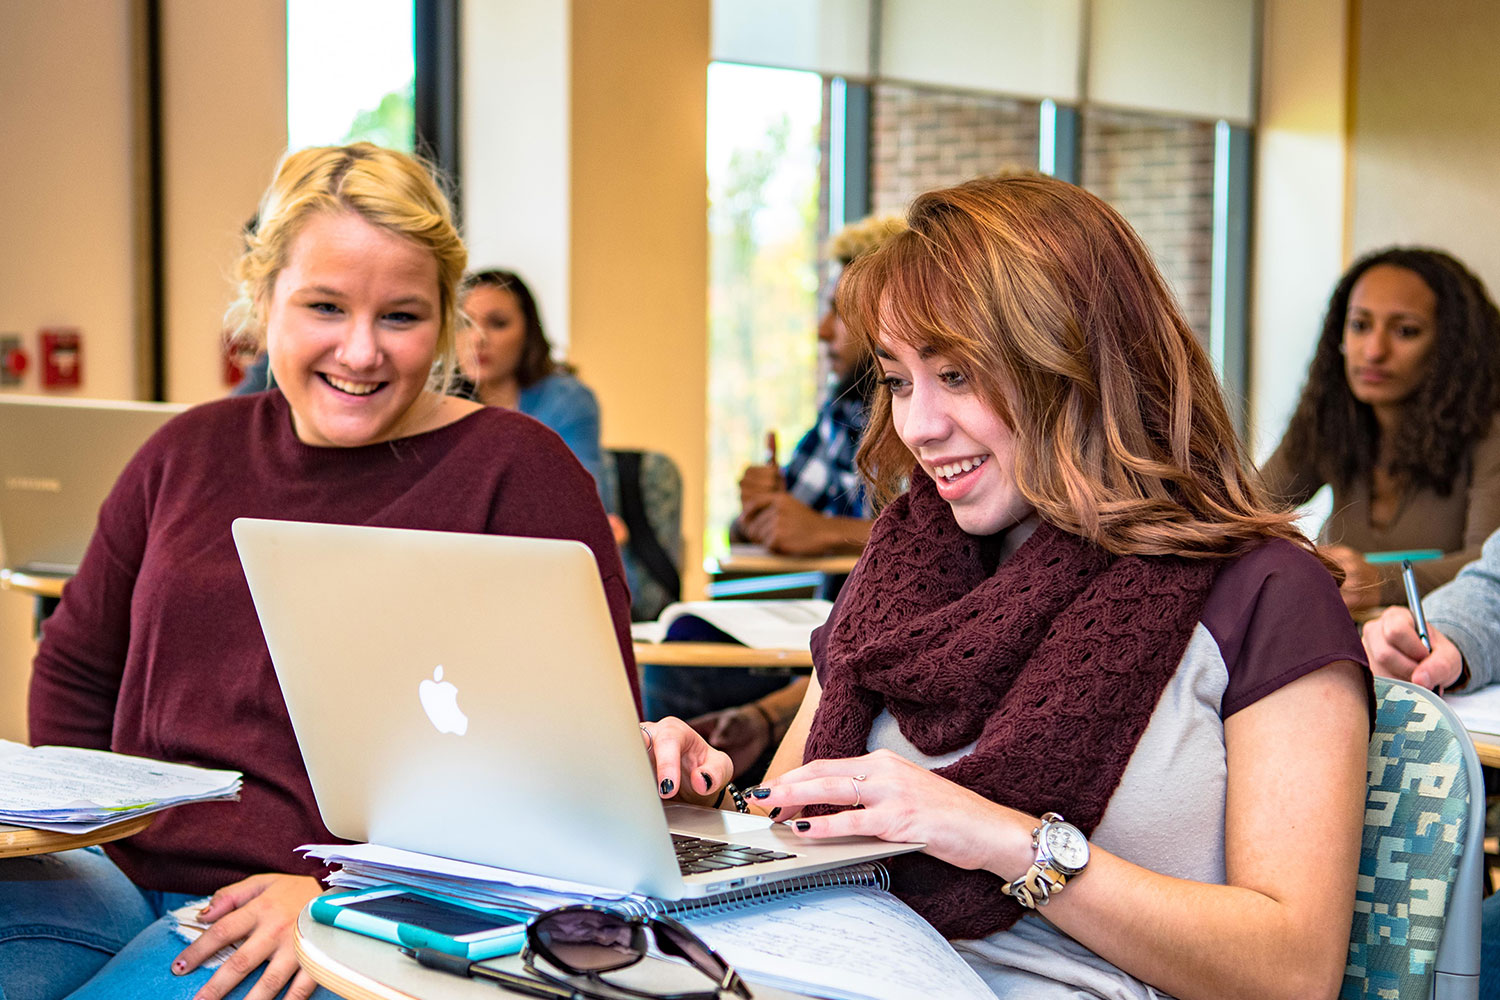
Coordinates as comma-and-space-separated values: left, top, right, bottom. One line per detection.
295, 906, 814, 1000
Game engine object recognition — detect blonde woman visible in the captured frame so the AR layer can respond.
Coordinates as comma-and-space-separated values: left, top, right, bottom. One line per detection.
10, 144, 635, 1000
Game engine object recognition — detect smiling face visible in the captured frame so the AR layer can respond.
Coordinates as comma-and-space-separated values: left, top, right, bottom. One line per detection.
265, 209, 442, 448
1342, 264, 1439, 413
876, 337, 1035, 537
458, 283, 528, 394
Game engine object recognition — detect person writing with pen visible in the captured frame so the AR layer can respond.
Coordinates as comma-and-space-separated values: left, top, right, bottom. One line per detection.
1363, 526, 1500, 997
730, 214, 904, 559
649, 216, 907, 777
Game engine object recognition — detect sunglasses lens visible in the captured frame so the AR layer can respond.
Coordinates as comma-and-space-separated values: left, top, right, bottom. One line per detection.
651, 920, 729, 981
532, 909, 642, 973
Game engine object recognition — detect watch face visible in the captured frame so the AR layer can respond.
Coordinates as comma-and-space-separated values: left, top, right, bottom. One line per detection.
1045, 822, 1089, 871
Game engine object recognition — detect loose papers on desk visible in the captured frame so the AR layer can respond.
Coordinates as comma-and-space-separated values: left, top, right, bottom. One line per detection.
0, 740, 241, 834
1444, 684, 1500, 738
630, 599, 832, 648
302, 842, 994, 1000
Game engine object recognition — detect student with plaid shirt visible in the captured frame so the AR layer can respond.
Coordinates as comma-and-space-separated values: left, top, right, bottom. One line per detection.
733, 216, 904, 557
683, 216, 904, 780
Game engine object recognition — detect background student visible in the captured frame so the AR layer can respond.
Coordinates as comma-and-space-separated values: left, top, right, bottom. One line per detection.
650, 216, 905, 779
731, 214, 904, 557
1262, 247, 1500, 611
647, 174, 1371, 999
6, 143, 634, 1000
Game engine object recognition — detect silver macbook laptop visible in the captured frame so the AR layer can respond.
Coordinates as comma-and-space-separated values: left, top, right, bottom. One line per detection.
0, 396, 187, 575
232, 518, 919, 900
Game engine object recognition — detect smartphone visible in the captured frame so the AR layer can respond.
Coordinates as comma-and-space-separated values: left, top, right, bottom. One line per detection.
309, 885, 530, 960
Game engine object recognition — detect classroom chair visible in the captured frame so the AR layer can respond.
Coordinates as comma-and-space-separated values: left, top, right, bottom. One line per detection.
1343, 677, 1484, 999
603, 448, 683, 622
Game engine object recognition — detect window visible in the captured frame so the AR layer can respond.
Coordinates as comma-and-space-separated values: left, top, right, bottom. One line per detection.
705, 63, 824, 559
286, 0, 415, 151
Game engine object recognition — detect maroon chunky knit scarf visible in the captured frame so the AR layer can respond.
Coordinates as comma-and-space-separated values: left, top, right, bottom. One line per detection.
802, 473, 1221, 940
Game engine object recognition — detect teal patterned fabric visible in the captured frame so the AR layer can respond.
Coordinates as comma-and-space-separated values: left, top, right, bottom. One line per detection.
1342, 680, 1471, 999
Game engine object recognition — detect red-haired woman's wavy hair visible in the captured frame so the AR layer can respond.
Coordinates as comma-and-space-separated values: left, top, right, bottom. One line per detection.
838, 173, 1308, 559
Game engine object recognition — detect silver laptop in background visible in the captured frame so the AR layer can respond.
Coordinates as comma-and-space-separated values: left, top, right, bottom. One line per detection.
0, 396, 187, 575
233, 518, 919, 900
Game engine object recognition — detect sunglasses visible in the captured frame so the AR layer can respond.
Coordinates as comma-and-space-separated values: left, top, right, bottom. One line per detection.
523, 904, 753, 1000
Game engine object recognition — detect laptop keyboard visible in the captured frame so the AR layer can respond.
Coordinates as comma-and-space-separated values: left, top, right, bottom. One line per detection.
672, 833, 795, 875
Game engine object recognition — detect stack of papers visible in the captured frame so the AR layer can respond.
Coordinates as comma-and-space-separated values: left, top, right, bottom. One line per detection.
303, 841, 629, 913
1444, 685, 1500, 738
0, 740, 241, 834
630, 599, 832, 648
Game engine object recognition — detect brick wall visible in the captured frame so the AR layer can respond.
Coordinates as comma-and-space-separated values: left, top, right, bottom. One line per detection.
1081, 108, 1216, 342
869, 83, 1041, 216
818, 86, 1215, 344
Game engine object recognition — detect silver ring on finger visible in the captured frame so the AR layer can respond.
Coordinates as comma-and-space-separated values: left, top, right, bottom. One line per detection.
851, 773, 867, 808
639, 725, 654, 752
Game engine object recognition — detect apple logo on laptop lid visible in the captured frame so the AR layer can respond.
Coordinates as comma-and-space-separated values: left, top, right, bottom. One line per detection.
418, 665, 468, 735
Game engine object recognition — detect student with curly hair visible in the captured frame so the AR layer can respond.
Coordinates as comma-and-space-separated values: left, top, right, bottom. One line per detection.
1262, 247, 1500, 611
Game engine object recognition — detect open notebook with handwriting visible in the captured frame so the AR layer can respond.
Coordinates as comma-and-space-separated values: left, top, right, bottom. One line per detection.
302, 843, 993, 1000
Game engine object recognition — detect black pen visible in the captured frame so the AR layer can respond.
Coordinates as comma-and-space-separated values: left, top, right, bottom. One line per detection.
1401, 559, 1433, 652
399, 946, 582, 999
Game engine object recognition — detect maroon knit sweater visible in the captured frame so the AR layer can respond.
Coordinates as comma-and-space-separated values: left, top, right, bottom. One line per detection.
29, 392, 637, 895
804, 474, 1219, 939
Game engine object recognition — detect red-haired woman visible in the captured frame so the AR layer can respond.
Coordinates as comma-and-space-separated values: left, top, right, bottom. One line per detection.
646, 174, 1371, 1000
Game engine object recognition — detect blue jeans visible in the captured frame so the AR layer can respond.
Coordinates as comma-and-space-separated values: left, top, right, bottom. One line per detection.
0, 848, 333, 1000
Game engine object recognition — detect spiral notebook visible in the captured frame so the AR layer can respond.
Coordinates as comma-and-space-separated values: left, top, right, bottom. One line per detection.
300, 843, 994, 1000
299, 841, 888, 919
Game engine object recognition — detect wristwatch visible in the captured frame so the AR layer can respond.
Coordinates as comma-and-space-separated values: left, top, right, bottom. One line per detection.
1001, 812, 1090, 909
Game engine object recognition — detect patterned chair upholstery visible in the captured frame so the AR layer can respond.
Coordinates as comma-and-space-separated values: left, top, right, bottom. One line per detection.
602, 449, 683, 622
1342, 677, 1484, 1000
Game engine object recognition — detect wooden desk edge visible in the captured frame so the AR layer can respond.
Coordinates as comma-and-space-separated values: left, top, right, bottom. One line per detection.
711, 554, 859, 575
296, 919, 416, 1000
631, 642, 813, 669
0, 568, 67, 599
1471, 736, 1500, 770
0, 812, 154, 858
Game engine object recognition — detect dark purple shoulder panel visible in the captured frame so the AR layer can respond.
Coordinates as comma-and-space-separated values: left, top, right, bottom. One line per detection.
1203, 538, 1373, 722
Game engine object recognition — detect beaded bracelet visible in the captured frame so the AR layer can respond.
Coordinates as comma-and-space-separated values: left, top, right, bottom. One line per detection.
713, 781, 750, 813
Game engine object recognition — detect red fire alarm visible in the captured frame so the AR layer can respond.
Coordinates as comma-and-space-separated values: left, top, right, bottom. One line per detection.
0, 335, 26, 387
40, 328, 82, 389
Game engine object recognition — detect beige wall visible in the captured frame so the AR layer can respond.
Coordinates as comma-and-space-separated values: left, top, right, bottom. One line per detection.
0, 2, 287, 741
0, 0, 140, 742
161, 0, 287, 403
569, 1, 711, 599
1349, 0, 1500, 290
1247, 0, 1350, 458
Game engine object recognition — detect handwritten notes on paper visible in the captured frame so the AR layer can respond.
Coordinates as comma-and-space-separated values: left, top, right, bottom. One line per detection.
684, 884, 995, 1000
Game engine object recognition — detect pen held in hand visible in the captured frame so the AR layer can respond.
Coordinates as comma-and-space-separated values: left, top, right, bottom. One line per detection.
1401, 559, 1433, 653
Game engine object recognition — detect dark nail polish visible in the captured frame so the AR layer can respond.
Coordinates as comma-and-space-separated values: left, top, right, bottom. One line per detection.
659, 778, 674, 796
768, 807, 781, 820
794, 820, 810, 832
700, 771, 713, 793
748, 786, 771, 799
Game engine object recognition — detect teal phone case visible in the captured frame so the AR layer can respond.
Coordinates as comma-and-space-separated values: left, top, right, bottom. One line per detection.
310, 886, 528, 960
